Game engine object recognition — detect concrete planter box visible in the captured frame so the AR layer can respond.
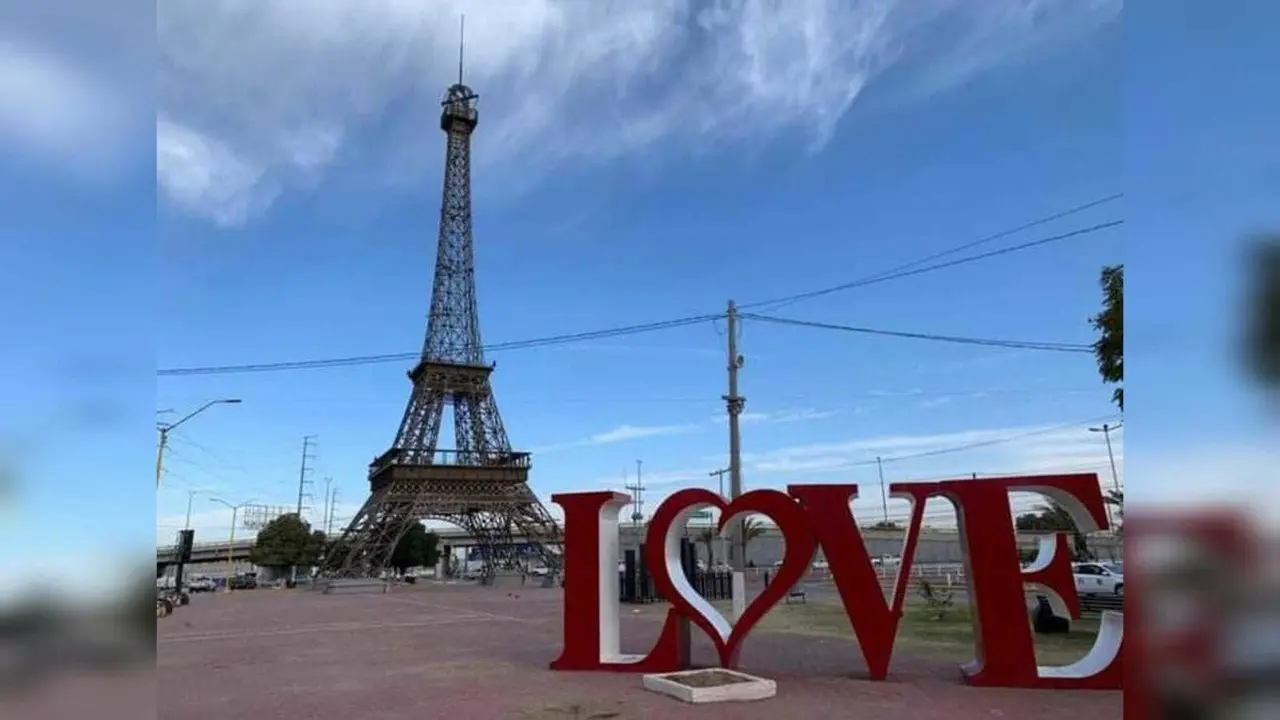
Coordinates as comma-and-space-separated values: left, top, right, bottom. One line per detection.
642, 668, 776, 704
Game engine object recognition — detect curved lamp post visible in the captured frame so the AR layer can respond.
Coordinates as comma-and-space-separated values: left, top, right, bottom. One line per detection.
155, 399, 241, 489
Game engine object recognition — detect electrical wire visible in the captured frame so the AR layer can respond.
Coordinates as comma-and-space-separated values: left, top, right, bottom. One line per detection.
742, 194, 1123, 312
741, 219, 1123, 312
743, 313, 1093, 353
158, 314, 718, 376
157, 196, 1121, 378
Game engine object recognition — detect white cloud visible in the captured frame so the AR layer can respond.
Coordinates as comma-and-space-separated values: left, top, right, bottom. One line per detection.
157, 0, 1120, 225
741, 408, 840, 425
541, 406, 838, 454
736, 420, 1125, 481
534, 422, 704, 454
591, 423, 700, 444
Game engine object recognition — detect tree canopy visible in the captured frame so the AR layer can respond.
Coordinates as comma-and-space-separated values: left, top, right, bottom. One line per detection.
389, 521, 440, 574
1244, 238, 1280, 391
251, 513, 327, 568
1015, 504, 1092, 560
1090, 264, 1123, 411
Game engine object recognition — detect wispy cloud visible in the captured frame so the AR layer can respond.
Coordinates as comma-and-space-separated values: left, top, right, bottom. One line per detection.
738, 420, 1124, 479
541, 406, 839, 455
725, 408, 840, 425
533, 422, 703, 454
156, 0, 1120, 225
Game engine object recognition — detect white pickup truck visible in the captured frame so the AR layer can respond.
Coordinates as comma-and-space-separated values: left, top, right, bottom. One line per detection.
1073, 561, 1124, 596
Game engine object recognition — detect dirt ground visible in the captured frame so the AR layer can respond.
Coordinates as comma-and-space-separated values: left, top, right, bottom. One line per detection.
157, 583, 1120, 719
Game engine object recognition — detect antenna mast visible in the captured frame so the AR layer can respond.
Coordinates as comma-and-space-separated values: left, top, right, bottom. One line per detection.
458, 15, 466, 85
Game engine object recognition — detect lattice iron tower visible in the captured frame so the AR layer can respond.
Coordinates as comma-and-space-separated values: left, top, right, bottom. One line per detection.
323, 49, 562, 579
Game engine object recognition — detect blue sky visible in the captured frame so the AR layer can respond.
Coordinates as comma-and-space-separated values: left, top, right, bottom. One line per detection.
0, 2, 1276, 578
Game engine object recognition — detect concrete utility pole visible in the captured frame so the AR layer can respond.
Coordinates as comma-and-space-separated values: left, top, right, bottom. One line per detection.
876, 457, 888, 526
723, 300, 747, 619
1088, 422, 1123, 530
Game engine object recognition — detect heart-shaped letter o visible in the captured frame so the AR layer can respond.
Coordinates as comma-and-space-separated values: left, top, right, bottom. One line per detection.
645, 488, 817, 668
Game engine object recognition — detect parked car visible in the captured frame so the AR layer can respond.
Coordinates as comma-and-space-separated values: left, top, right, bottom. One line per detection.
187, 576, 216, 593
228, 573, 258, 590
1073, 562, 1124, 596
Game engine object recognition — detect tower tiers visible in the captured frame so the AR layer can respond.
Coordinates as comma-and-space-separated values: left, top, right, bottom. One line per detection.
320, 66, 562, 579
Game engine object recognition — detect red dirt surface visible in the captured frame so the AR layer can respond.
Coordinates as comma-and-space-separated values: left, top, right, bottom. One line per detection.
157, 584, 1120, 719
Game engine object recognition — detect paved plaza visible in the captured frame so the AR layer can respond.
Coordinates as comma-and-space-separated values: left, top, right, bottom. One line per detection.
157, 583, 1120, 719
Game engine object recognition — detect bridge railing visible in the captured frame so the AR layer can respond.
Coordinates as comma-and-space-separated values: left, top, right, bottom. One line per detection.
157, 539, 255, 555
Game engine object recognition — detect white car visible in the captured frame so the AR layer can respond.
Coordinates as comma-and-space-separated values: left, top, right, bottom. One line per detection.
1073, 561, 1124, 596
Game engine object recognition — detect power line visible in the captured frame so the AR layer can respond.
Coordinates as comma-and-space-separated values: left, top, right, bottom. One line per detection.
158, 314, 717, 376
871, 414, 1122, 467
742, 313, 1093, 353
156, 196, 1121, 378
743, 194, 1123, 312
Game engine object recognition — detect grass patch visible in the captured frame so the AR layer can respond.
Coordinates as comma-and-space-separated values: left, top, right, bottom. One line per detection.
634, 599, 1100, 665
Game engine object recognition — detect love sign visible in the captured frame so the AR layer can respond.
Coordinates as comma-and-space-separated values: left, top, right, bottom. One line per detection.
549, 474, 1123, 690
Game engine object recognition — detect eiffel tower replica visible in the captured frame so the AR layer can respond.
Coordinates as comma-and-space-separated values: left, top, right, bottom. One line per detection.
323, 55, 562, 580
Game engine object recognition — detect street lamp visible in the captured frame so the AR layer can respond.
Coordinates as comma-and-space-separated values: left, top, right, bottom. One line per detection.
1088, 422, 1123, 531
209, 496, 254, 591
156, 399, 242, 489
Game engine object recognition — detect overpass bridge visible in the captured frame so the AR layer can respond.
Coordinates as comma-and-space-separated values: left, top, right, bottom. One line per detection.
157, 524, 1121, 578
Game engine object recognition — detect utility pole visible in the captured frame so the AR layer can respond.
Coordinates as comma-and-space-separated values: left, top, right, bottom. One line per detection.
723, 300, 747, 620
875, 457, 888, 526
326, 490, 340, 536
709, 468, 729, 498
155, 398, 241, 489
723, 300, 746, 564
1089, 422, 1123, 531
295, 435, 317, 520
625, 464, 645, 527
322, 476, 332, 533
292, 435, 317, 584
183, 489, 199, 530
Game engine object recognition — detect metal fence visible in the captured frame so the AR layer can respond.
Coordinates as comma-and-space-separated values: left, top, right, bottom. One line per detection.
620, 539, 734, 604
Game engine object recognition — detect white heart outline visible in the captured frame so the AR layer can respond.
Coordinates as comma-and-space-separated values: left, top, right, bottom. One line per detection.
657, 499, 734, 644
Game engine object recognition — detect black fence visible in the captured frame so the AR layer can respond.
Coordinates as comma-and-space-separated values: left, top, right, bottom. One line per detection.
619, 539, 734, 604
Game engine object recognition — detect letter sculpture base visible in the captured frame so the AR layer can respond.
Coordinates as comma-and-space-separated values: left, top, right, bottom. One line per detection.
642, 668, 776, 704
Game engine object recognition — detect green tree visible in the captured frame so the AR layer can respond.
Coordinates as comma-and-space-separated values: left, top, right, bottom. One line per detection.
740, 517, 768, 562
1090, 264, 1124, 411
869, 520, 901, 530
1016, 504, 1092, 560
389, 521, 440, 575
251, 513, 326, 569
1244, 238, 1280, 391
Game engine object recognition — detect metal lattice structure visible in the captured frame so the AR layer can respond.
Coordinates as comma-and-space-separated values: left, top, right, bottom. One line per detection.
322, 77, 562, 579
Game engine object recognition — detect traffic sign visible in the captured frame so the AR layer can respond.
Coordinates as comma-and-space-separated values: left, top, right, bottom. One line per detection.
689, 510, 713, 520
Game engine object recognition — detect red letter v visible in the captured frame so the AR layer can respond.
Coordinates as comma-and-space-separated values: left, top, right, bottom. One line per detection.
788, 483, 933, 681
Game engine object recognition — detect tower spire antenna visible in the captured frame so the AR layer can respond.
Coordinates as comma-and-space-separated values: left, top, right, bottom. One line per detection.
458, 14, 466, 86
